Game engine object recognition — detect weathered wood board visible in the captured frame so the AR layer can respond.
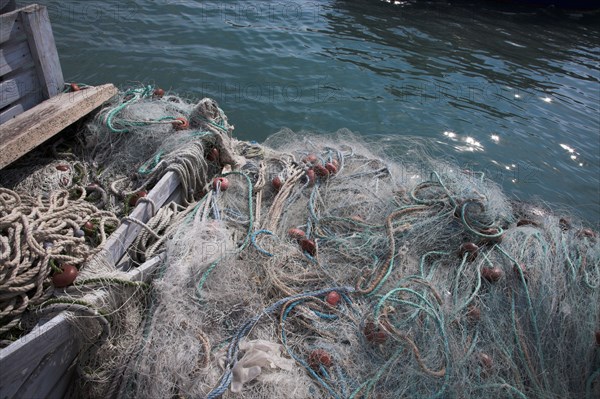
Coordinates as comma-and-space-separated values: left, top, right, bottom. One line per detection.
0, 83, 118, 169
0, 255, 164, 399
0, 39, 33, 76
20, 4, 63, 99
0, 4, 23, 44
0, 67, 38, 108
0, 0, 16, 14
1, 4, 64, 122
104, 171, 182, 266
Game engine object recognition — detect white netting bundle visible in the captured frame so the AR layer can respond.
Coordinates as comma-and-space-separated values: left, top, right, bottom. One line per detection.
82, 111, 599, 398
1, 88, 598, 398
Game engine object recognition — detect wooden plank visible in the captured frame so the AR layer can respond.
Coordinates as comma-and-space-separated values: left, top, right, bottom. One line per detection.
12, 337, 79, 399
0, 4, 26, 44
0, 313, 73, 399
0, 0, 16, 14
103, 171, 182, 266
0, 66, 38, 108
0, 83, 118, 169
0, 255, 163, 399
0, 90, 44, 124
47, 362, 76, 399
21, 4, 64, 99
0, 39, 33, 76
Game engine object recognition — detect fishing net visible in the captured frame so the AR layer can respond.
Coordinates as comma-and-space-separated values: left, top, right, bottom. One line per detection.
1, 87, 598, 399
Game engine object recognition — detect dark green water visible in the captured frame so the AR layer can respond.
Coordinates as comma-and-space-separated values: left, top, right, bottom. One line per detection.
38, 0, 599, 222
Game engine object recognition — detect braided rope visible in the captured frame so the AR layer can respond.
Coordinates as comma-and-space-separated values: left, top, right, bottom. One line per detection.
0, 188, 119, 335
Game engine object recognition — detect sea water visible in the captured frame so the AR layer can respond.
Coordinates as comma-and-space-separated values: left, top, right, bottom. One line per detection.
37, 0, 599, 222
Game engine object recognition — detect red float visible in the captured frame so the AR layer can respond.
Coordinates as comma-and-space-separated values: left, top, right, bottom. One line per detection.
172, 117, 189, 130
479, 353, 493, 370
303, 154, 318, 164
466, 305, 481, 323
153, 88, 165, 98
129, 190, 148, 207
314, 164, 329, 178
83, 221, 95, 235
213, 177, 229, 191
517, 219, 539, 227
481, 267, 503, 282
299, 238, 316, 256
559, 218, 571, 231
52, 264, 78, 288
578, 228, 596, 239
364, 321, 387, 344
207, 148, 220, 163
287, 228, 306, 241
305, 169, 316, 185
479, 228, 502, 244
308, 349, 332, 370
272, 176, 283, 191
325, 162, 338, 175
325, 291, 341, 306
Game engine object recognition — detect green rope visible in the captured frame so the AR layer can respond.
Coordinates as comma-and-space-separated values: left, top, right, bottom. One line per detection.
498, 243, 548, 390
138, 150, 165, 175
36, 298, 108, 317
460, 201, 504, 238
105, 86, 154, 133
74, 277, 150, 290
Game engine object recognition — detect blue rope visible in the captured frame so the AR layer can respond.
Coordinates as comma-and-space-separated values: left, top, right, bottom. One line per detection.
207, 286, 354, 398
251, 230, 276, 257
280, 300, 341, 399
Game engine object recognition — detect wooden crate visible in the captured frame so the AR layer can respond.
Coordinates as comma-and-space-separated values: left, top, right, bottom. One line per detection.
1, 4, 63, 123
0, 4, 118, 170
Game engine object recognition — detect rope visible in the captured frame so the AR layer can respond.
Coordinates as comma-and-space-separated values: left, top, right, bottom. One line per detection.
0, 188, 119, 335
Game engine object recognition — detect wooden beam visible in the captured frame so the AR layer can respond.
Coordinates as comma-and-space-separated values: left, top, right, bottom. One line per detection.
0, 4, 26, 44
20, 4, 64, 99
0, 83, 118, 169
0, 67, 38, 108
0, 39, 33, 76
0, 313, 73, 399
103, 171, 182, 266
0, 0, 16, 14
0, 91, 44, 124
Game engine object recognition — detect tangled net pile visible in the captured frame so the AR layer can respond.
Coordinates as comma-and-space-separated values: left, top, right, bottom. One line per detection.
1, 87, 598, 398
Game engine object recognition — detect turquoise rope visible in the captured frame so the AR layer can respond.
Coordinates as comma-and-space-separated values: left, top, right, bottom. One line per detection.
280, 299, 341, 399
460, 201, 504, 238
251, 229, 276, 257
419, 251, 451, 278
498, 243, 548, 390
105, 86, 154, 133
138, 150, 164, 175
374, 287, 451, 399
